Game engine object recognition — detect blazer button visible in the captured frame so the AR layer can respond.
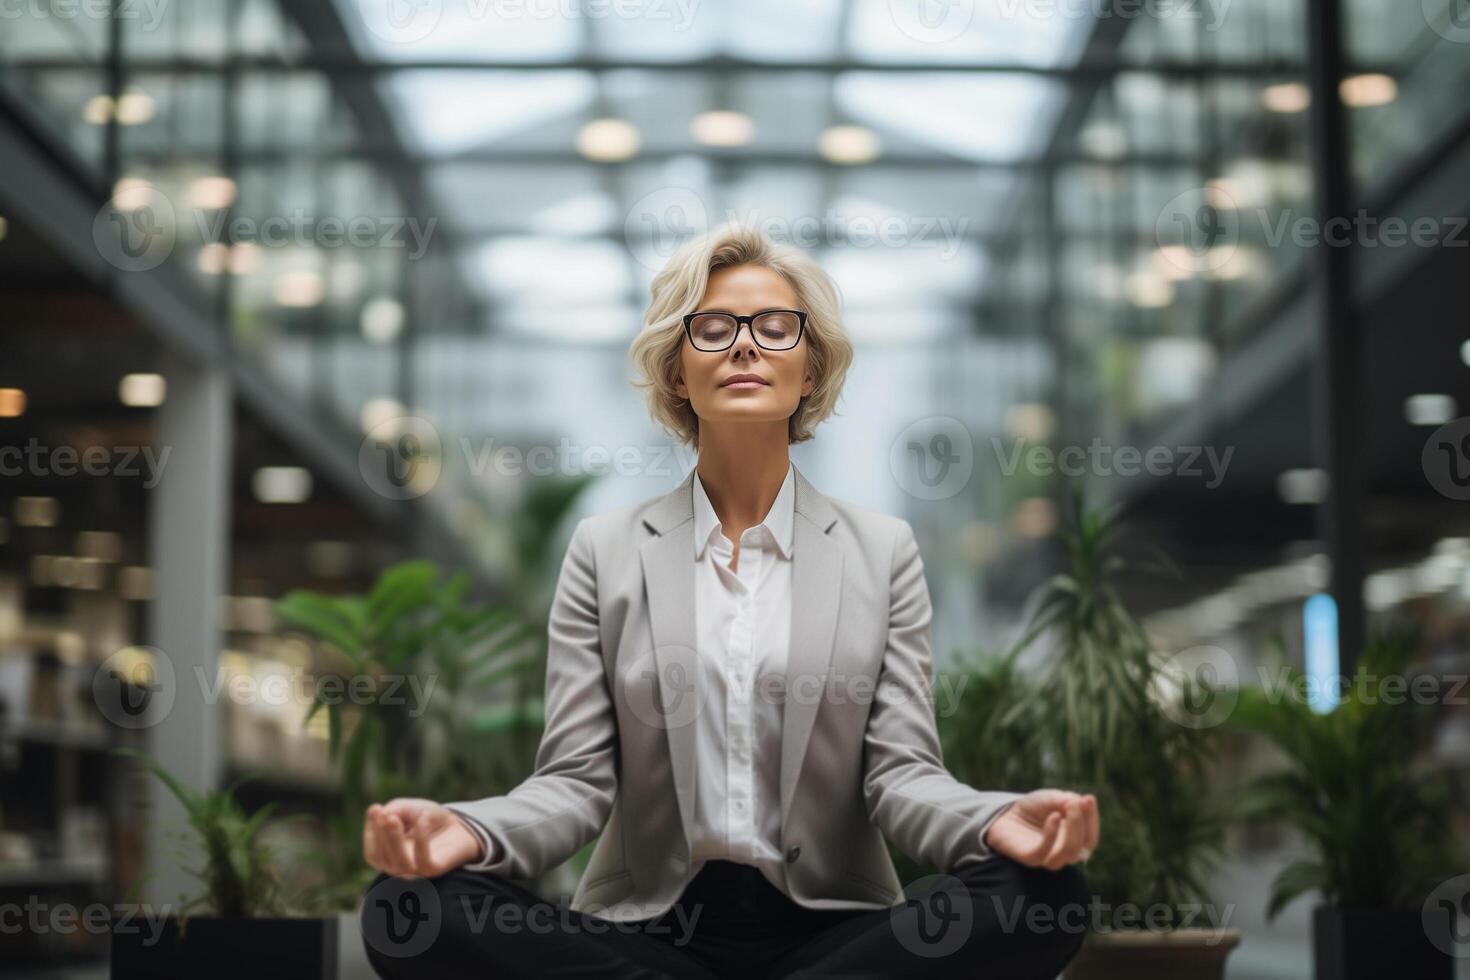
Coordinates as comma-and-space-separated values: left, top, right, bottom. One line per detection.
785, 845, 801, 864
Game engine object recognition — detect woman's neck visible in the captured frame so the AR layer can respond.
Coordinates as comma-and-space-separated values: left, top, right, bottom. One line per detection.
694, 423, 791, 543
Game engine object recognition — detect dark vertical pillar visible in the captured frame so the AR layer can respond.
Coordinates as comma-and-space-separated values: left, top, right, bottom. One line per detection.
1305, 0, 1365, 674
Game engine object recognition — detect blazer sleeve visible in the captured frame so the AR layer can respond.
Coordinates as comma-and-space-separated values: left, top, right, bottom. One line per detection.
445, 517, 618, 879
862, 518, 1023, 871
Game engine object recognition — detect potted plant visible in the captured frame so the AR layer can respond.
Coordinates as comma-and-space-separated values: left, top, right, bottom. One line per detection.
108, 748, 336, 980
1228, 625, 1467, 980
992, 493, 1239, 979
272, 473, 599, 905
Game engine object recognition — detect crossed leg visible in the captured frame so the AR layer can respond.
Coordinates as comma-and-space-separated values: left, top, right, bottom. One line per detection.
360, 857, 1089, 980
359, 868, 717, 980
770, 857, 1092, 980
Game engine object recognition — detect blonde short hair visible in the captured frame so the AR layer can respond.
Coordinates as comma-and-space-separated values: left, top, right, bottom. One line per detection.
629, 222, 854, 449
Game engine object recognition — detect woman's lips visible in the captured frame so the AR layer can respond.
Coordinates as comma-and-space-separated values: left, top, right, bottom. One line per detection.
723, 381, 768, 389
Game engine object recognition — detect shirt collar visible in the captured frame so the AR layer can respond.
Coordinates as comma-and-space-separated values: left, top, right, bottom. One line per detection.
692, 462, 796, 561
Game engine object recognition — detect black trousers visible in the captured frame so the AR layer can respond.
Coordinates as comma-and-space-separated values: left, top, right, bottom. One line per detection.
361, 856, 1091, 979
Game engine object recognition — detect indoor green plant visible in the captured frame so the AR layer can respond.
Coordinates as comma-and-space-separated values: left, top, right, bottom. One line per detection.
1227, 624, 1467, 980
996, 492, 1238, 979
274, 472, 600, 907
108, 748, 336, 979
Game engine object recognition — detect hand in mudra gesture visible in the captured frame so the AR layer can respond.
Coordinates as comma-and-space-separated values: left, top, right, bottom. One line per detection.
983, 789, 1099, 870
363, 798, 485, 878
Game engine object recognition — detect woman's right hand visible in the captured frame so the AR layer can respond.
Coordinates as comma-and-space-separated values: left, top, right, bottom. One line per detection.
363, 798, 486, 878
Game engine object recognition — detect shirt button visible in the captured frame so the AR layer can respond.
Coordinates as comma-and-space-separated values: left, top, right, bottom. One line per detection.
785, 845, 801, 864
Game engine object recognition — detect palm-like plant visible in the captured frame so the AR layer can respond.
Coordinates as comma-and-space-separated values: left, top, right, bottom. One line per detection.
1016, 490, 1228, 925
117, 748, 300, 919
274, 560, 541, 810
1228, 625, 1465, 917
937, 645, 1046, 795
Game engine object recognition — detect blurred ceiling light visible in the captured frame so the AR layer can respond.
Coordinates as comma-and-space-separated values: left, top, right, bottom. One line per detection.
818, 125, 881, 165
1152, 246, 1198, 282
112, 178, 160, 212
1405, 393, 1457, 426
1462, 339, 1470, 367
1012, 497, 1058, 539
1206, 245, 1260, 282
1006, 402, 1056, 442
0, 388, 25, 417
1261, 82, 1310, 113
1340, 73, 1397, 108
51, 556, 80, 588
576, 118, 641, 162
0, 214, 8, 241
273, 271, 325, 308
115, 91, 156, 125
77, 530, 124, 562
76, 557, 107, 591
1078, 122, 1127, 160
229, 242, 260, 275
109, 646, 158, 684
232, 596, 275, 633
1204, 178, 1242, 211
252, 466, 313, 504
119, 373, 166, 407
186, 176, 237, 210
1125, 271, 1174, 309
360, 397, 407, 435
83, 94, 114, 125
1278, 468, 1329, 505
16, 496, 60, 528
118, 565, 153, 601
361, 297, 406, 345
197, 242, 230, 275
691, 110, 755, 147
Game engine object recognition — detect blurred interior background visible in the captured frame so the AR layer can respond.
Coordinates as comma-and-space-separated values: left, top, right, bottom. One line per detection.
1, 0, 1469, 977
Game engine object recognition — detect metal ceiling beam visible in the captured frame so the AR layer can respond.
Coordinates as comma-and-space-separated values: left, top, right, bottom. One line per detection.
115, 147, 1201, 170
7, 55, 1382, 81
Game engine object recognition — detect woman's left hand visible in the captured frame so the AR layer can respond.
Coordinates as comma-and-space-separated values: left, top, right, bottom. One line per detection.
981, 789, 1099, 870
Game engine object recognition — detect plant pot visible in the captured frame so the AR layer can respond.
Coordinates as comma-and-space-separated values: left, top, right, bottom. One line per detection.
1312, 905, 1454, 980
110, 915, 338, 979
1064, 927, 1242, 980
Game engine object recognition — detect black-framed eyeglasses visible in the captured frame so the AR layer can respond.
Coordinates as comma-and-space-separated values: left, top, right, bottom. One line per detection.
682, 309, 807, 352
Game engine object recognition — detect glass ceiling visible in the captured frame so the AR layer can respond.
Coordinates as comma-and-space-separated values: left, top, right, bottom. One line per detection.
328, 0, 1091, 343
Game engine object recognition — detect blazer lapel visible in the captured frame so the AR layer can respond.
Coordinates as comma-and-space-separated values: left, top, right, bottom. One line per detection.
639, 468, 700, 850
780, 466, 843, 827
638, 463, 844, 847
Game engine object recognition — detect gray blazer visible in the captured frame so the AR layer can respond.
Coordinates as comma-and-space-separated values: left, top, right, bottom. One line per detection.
447, 463, 1023, 921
